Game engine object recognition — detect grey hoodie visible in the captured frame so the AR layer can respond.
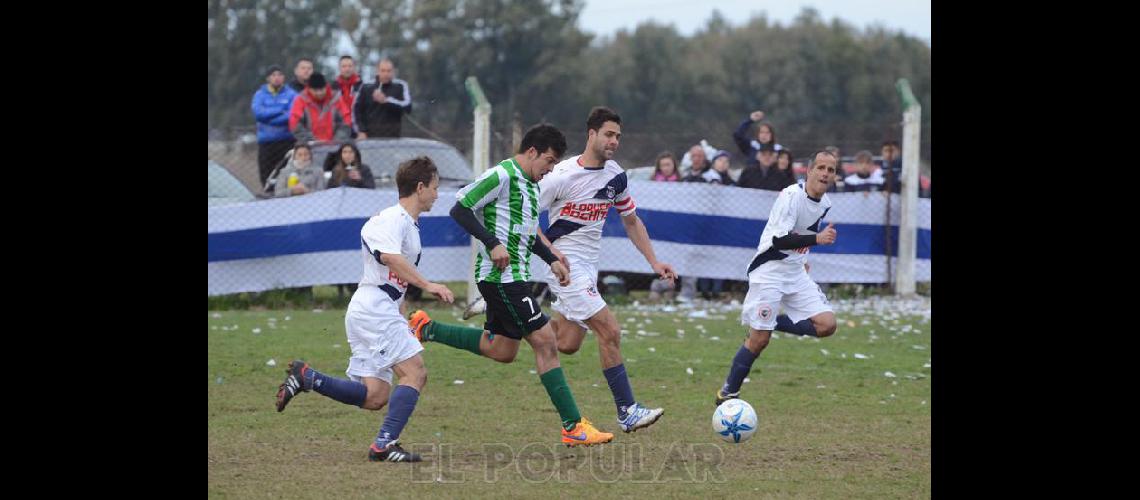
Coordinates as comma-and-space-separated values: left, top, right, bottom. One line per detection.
273, 159, 327, 197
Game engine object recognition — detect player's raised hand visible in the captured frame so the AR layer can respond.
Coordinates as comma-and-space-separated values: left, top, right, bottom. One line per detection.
426, 282, 454, 304
750, 110, 765, 122
551, 261, 571, 286
653, 262, 677, 284
816, 222, 837, 245
490, 244, 510, 270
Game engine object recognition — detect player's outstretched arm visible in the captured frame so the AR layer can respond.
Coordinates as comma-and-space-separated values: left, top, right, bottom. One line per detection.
379, 253, 454, 304
620, 213, 676, 282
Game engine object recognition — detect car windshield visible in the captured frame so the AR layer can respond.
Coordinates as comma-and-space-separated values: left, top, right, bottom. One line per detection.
208, 161, 255, 202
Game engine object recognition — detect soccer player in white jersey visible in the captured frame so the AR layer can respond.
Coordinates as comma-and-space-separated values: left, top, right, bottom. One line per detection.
535, 107, 678, 433
275, 157, 455, 463
714, 151, 841, 407
409, 124, 615, 447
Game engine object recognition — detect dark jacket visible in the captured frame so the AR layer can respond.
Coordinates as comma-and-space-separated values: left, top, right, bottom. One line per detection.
328, 163, 376, 189
702, 168, 735, 186
737, 164, 796, 191
732, 117, 784, 167
354, 77, 413, 137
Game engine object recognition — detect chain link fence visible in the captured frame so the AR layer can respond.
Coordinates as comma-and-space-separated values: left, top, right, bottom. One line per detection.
209, 124, 930, 302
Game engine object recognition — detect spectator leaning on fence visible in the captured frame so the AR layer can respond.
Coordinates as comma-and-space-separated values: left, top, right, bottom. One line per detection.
274, 144, 326, 197
733, 110, 784, 168
703, 150, 735, 185
736, 144, 767, 189
843, 150, 885, 192
354, 59, 412, 139
251, 64, 298, 187
288, 73, 353, 143
766, 145, 798, 191
652, 151, 680, 182
682, 144, 711, 182
288, 58, 314, 93
327, 142, 376, 189
734, 144, 798, 192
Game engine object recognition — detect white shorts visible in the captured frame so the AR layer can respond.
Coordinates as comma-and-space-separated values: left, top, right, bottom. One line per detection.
741, 274, 833, 331
545, 263, 607, 330
343, 286, 424, 384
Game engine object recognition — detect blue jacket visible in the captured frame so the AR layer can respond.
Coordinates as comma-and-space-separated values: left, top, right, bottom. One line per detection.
251, 84, 298, 143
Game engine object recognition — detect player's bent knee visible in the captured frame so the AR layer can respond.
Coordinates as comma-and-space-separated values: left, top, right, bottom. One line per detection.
815, 315, 838, 337
530, 341, 559, 363
746, 332, 771, 352
558, 343, 580, 355
491, 350, 517, 363
362, 393, 388, 411
818, 323, 837, 337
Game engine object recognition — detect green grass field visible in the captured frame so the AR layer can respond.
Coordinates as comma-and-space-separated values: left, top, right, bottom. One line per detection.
208, 295, 930, 498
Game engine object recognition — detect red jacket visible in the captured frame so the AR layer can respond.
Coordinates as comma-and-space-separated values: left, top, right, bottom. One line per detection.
335, 73, 361, 112
288, 88, 353, 142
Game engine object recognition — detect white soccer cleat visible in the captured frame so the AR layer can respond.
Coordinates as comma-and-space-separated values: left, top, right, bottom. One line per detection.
618, 402, 665, 433
462, 295, 487, 320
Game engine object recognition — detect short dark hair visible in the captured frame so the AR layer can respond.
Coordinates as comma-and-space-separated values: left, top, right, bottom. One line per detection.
810, 150, 838, 167
854, 150, 874, 163
882, 140, 900, 149
518, 124, 567, 158
308, 73, 328, 88
586, 106, 621, 132
295, 58, 313, 67
339, 55, 354, 62
396, 156, 439, 197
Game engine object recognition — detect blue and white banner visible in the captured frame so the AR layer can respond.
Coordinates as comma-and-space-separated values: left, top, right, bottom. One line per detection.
208, 183, 930, 295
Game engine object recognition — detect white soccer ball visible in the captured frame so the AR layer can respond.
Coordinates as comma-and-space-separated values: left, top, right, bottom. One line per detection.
712, 399, 758, 443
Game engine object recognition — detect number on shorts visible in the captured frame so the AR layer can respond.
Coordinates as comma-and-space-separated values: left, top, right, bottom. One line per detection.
522, 296, 536, 315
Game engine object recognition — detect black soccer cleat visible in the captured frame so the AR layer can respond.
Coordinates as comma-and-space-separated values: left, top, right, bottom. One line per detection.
368, 440, 423, 462
715, 389, 739, 408
275, 360, 313, 412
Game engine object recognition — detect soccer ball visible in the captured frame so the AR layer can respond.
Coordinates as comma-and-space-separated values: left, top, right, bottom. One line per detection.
712, 399, 758, 443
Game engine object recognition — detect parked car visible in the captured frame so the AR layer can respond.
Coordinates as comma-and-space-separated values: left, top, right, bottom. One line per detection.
311, 137, 475, 188
208, 160, 256, 206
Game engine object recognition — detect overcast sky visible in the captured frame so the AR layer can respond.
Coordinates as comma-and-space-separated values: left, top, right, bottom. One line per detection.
577, 0, 930, 44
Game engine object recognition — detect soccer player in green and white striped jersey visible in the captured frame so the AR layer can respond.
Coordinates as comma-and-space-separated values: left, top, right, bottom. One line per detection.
409, 124, 615, 447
